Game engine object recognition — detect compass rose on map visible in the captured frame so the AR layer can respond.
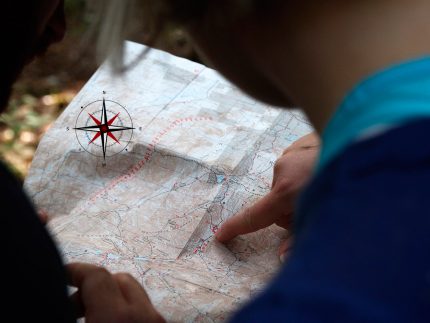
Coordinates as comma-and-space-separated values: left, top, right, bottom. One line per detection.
73, 92, 134, 164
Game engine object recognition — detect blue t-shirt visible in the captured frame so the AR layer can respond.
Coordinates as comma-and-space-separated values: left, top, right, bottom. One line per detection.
231, 57, 430, 322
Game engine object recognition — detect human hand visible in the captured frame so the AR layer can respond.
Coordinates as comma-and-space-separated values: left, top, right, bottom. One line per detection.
215, 132, 320, 260
67, 263, 165, 323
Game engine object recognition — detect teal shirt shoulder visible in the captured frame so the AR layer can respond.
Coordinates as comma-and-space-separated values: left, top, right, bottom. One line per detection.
319, 56, 430, 172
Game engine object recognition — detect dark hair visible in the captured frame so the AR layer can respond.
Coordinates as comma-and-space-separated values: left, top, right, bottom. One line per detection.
155, 0, 281, 27
97, 0, 280, 72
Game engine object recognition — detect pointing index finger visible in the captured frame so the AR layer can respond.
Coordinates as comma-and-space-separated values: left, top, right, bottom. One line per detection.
215, 190, 292, 243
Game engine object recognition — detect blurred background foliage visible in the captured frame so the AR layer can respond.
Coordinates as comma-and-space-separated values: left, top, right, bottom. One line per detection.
0, 0, 195, 181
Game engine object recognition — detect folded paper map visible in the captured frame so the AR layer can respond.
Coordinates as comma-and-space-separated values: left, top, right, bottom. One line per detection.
24, 41, 313, 322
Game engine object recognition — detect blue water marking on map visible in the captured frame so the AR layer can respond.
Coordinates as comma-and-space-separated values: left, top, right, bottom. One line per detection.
107, 253, 120, 260
134, 256, 149, 261
286, 134, 299, 142
216, 175, 225, 183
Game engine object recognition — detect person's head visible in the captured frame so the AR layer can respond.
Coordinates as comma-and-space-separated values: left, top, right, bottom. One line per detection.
0, 0, 66, 111
97, 1, 381, 113
100, 0, 294, 106
100, 0, 430, 131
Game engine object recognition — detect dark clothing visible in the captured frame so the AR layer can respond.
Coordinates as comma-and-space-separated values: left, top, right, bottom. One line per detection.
233, 119, 430, 322
0, 161, 74, 322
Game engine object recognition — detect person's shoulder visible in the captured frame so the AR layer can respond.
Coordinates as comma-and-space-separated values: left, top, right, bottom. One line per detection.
306, 118, 430, 199
294, 117, 430, 273
230, 119, 430, 323
327, 118, 430, 178
295, 118, 430, 262
0, 161, 36, 216
0, 161, 75, 322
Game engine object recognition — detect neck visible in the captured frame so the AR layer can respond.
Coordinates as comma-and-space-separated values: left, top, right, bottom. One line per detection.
252, 1, 430, 133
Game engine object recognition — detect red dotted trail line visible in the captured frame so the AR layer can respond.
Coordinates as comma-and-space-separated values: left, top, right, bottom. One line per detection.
86, 116, 213, 205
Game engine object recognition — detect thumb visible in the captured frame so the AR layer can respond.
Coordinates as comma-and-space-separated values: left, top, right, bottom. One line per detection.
215, 190, 292, 243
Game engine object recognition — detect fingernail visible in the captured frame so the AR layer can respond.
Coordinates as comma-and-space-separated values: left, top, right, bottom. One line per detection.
280, 251, 289, 263
278, 238, 292, 256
